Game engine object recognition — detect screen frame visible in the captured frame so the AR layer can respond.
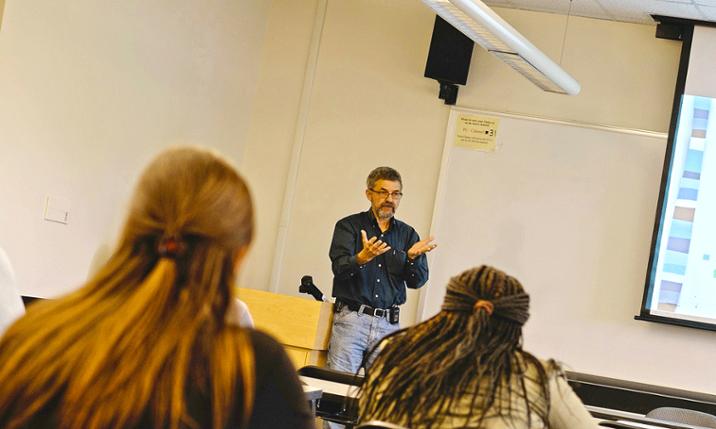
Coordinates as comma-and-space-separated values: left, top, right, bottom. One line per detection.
636, 17, 716, 332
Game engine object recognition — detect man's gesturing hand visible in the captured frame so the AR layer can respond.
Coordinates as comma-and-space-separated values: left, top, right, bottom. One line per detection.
356, 229, 391, 265
407, 236, 437, 260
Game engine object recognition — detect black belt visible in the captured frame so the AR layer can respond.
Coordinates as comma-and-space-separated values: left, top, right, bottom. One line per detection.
337, 300, 390, 318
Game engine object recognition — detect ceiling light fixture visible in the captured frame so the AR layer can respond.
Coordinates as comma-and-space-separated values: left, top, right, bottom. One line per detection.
421, 0, 581, 95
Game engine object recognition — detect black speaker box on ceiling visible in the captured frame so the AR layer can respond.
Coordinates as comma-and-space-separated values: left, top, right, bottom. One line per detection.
655, 21, 685, 40
424, 16, 474, 104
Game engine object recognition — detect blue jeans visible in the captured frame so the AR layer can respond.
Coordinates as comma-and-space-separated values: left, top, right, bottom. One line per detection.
324, 306, 399, 429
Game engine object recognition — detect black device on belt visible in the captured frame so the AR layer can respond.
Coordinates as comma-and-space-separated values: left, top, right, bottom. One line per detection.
335, 300, 400, 325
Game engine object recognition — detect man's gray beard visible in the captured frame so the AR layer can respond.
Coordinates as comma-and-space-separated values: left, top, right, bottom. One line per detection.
377, 207, 394, 220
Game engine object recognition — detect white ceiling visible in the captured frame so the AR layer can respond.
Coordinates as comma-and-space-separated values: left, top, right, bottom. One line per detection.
484, 0, 716, 24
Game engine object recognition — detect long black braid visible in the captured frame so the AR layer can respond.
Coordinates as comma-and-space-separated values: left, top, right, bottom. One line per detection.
358, 265, 552, 428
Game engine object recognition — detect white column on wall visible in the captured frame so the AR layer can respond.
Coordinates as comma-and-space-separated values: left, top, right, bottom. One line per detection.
0, 0, 6, 31
268, 0, 328, 293
269, 0, 445, 327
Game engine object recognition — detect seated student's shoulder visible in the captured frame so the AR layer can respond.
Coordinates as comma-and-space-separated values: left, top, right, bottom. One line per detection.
516, 354, 560, 372
515, 354, 562, 377
245, 329, 293, 364
514, 356, 570, 398
528, 357, 601, 429
540, 358, 565, 377
241, 328, 314, 429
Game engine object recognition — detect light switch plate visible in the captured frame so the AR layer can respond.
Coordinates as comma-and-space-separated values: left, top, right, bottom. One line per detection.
44, 195, 70, 224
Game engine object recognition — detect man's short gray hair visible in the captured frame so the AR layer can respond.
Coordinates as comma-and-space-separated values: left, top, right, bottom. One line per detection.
366, 167, 402, 190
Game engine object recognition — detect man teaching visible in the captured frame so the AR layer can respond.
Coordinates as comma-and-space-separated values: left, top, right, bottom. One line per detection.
327, 166, 437, 375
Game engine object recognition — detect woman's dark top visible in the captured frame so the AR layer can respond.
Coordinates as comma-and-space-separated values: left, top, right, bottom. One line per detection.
171, 330, 315, 429
15, 329, 313, 429
233, 329, 314, 428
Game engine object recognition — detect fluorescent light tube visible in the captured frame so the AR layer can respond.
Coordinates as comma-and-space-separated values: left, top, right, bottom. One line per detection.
421, 0, 581, 95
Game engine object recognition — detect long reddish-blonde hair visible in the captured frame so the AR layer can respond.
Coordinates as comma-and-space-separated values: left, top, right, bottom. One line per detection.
0, 147, 255, 429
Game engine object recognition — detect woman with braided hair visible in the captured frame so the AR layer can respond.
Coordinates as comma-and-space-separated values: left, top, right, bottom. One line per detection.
358, 265, 599, 429
0, 147, 312, 429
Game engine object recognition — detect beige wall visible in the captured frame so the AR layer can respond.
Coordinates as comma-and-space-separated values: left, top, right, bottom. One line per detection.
460, 9, 678, 131
239, 0, 680, 329
2, 0, 694, 392
0, 0, 270, 296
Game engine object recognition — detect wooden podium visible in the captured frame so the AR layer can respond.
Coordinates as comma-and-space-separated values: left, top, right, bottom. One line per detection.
238, 288, 333, 368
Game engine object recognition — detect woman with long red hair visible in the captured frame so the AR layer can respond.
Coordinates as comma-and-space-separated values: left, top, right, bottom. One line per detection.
0, 147, 312, 429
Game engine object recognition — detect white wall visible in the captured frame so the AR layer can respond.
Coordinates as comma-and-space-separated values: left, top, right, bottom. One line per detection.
459, 8, 678, 132
239, 0, 716, 394
421, 108, 716, 393
4, 0, 704, 394
240, 0, 680, 329
245, 1, 449, 328
0, 0, 269, 297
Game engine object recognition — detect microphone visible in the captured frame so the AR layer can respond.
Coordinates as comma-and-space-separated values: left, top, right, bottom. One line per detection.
299, 275, 326, 302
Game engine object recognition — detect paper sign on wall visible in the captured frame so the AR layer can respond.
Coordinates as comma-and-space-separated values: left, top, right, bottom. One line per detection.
454, 114, 499, 151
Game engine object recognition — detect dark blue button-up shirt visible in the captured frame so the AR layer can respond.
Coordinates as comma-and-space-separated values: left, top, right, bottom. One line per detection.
329, 209, 429, 308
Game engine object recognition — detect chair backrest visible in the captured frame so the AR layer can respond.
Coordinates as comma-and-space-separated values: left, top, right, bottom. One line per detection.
298, 365, 362, 426
355, 421, 410, 429
298, 365, 364, 386
646, 407, 716, 428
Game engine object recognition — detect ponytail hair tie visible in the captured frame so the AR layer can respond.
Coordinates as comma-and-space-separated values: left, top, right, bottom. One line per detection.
158, 234, 186, 259
473, 299, 494, 316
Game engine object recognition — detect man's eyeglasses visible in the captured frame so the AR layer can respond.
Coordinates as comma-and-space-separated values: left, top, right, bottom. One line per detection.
369, 188, 403, 200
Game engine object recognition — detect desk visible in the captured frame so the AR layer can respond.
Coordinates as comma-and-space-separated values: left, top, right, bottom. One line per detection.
238, 287, 333, 368
298, 367, 716, 429
569, 371, 716, 416
300, 373, 359, 426
300, 376, 358, 398
599, 420, 709, 429
591, 406, 713, 429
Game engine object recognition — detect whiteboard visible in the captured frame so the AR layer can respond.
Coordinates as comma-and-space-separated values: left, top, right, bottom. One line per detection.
413, 108, 716, 393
